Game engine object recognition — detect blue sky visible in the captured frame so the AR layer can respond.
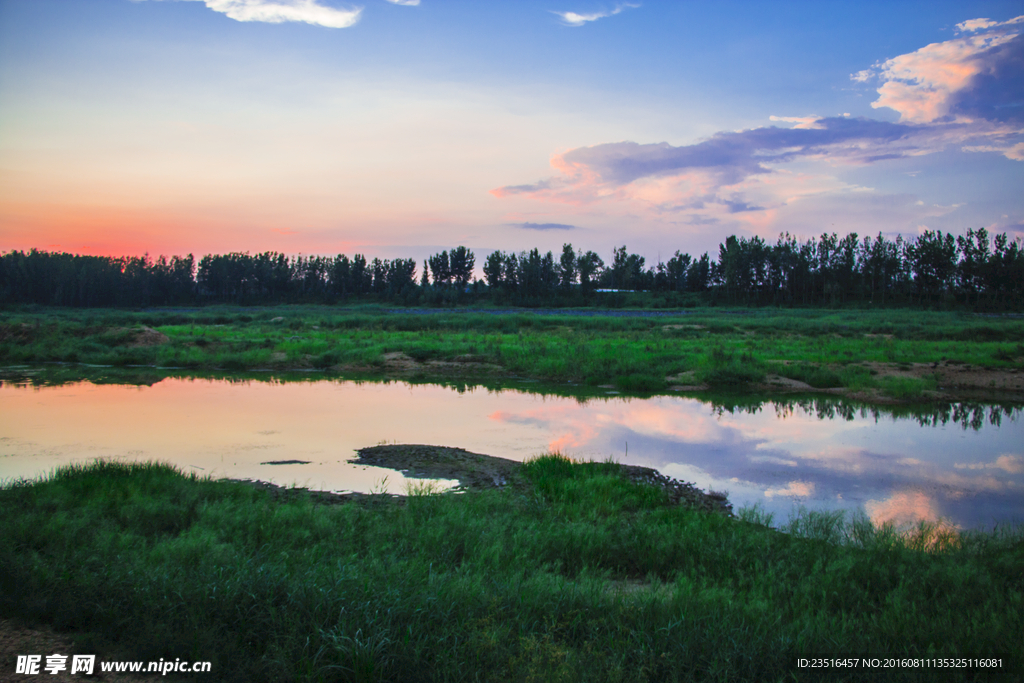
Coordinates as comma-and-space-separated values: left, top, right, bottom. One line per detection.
1, 0, 1021, 262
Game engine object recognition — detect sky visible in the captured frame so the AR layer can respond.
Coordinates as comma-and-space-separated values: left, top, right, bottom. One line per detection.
1, 0, 1022, 264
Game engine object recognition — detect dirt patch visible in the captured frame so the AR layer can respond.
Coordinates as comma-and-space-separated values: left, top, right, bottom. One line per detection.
128, 326, 169, 347
0, 619, 167, 682
665, 371, 709, 392
762, 362, 1024, 403
355, 444, 521, 489
764, 375, 815, 391
874, 361, 1024, 393
0, 324, 34, 344
355, 352, 504, 378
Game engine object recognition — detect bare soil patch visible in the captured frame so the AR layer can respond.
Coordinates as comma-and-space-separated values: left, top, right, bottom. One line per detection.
0, 324, 34, 344
665, 371, 708, 392
0, 619, 165, 682
372, 352, 504, 377
763, 375, 816, 391
354, 444, 523, 489
759, 362, 1024, 403
884, 361, 1024, 393
127, 326, 169, 348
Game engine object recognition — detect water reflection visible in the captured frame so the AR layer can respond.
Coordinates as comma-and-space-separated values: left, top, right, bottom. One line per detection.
1, 372, 1021, 530
716, 396, 1020, 432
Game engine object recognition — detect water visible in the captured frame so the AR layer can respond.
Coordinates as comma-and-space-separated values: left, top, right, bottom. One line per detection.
2, 374, 1021, 530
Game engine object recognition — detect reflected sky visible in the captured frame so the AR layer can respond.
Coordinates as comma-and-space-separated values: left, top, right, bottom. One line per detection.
1, 377, 1021, 530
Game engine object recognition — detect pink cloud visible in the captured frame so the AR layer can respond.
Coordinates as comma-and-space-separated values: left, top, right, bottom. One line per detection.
768, 115, 825, 130
764, 480, 814, 498
493, 17, 1023, 231
864, 490, 949, 529
865, 30, 1019, 123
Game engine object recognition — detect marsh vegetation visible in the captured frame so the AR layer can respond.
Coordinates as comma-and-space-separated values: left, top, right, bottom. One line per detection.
2, 306, 1023, 402
2, 459, 1021, 682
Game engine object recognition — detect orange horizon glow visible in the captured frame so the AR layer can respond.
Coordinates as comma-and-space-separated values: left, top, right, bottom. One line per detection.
0, 202, 374, 258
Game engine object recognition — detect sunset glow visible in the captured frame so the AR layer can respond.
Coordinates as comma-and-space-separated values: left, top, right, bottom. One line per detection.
1, 1, 1021, 261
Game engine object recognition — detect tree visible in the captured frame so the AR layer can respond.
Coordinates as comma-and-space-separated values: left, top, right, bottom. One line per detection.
906, 230, 957, 303
956, 228, 990, 304
665, 251, 691, 292
577, 250, 604, 293
483, 251, 505, 289
558, 243, 577, 290
427, 250, 450, 286
449, 246, 475, 289
687, 253, 710, 292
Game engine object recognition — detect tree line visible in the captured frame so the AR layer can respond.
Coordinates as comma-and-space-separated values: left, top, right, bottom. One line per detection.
1, 228, 1021, 308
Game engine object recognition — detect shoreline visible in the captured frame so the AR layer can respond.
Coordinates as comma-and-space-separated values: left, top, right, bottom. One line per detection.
225, 444, 735, 515
3, 306, 1024, 406
3, 361, 1024, 406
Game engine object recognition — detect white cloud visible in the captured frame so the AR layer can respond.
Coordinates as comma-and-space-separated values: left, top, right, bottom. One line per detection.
956, 16, 1024, 33
148, 0, 363, 28
956, 18, 1000, 32
551, 3, 638, 27
955, 454, 1024, 474
961, 143, 1024, 159
385, 0, 419, 5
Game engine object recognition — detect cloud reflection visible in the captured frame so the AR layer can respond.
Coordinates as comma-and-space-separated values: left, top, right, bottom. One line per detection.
487, 394, 1024, 528
955, 453, 1024, 473
765, 481, 815, 498
865, 491, 943, 527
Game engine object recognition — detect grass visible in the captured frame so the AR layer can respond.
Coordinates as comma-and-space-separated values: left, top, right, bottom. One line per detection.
2, 459, 1022, 682
879, 375, 938, 401
1, 305, 1023, 399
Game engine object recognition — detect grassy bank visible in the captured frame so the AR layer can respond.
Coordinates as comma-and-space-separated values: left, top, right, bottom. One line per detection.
2, 306, 1024, 401
2, 460, 1022, 682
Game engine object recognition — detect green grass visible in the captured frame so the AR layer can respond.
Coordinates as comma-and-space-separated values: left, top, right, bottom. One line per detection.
879, 375, 938, 401
694, 346, 767, 386
1, 459, 1022, 682
2, 306, 1023, 398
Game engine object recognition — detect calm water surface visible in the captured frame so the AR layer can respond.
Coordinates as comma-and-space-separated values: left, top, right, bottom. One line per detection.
1, 376, 1021, 530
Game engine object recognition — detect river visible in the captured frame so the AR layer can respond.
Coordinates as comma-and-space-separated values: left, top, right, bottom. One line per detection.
1, 373, 1021, 531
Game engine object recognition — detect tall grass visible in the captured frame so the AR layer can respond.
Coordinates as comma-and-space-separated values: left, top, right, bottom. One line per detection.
2, 459, 1021, 682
